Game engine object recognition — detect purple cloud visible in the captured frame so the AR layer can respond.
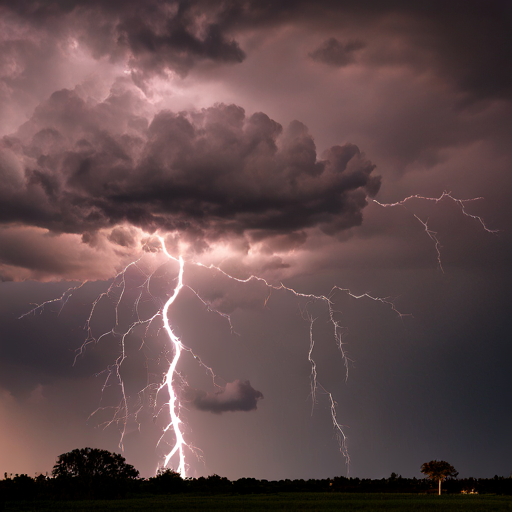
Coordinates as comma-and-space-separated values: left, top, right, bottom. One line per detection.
185, 380, 264, 414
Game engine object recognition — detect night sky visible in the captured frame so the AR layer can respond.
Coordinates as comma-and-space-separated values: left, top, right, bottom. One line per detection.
0, 1, 511, 481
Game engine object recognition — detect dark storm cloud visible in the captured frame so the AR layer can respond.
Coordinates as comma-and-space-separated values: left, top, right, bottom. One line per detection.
107, 226, 138, 248
185, 380, 263, 414
0, 88, 380, 248
1, 0, 246, 79
2, 1, 510, 100
309, 38, 366, 67
232, 0, 512, 101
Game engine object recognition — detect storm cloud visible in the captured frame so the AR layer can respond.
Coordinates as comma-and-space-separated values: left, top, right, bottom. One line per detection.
186, 380, 263, 414
309, 38, 366, 67
1, 0, 246, 79
0, 86, 380, 257
1, 1, 510, 101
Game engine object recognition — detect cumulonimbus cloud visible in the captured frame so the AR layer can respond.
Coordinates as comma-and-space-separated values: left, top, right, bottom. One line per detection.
0, 86, 380, 248
185, 380, 263, 414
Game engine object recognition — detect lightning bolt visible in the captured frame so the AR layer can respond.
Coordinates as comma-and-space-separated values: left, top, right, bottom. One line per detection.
373, 191, 497, 272
159, 252, 186, 475
18, 281, 88, 319
153, 237, 372, 475
373, 191, 497, 233
18, 192, 496, 477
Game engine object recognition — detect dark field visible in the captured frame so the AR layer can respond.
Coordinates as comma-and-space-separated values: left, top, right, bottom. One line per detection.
4, 493, 512, 511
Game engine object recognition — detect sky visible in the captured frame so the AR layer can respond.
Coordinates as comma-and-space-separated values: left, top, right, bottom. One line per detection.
0, 0, 511, 481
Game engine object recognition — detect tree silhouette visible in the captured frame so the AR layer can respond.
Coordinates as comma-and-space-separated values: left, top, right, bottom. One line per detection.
52, 447, 138, 480
52, 447, 139, 499
420, 460, 458, 495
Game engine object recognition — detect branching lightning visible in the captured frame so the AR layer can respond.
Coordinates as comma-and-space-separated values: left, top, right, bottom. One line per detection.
19, 192, 495, 477
373, 191, 497, 272
18, 282, 88, 319
373, 191, 497, 234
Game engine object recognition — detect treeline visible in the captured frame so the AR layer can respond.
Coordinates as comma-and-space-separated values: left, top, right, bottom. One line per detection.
1, 470, 512, 502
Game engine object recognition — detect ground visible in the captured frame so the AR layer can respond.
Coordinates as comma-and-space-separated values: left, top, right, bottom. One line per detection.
3, 493, 512, 511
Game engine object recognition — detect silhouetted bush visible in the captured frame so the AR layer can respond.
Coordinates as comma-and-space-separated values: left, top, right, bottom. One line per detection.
148, 468, 186, 494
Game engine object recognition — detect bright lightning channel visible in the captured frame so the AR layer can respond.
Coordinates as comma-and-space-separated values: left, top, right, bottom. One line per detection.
159, 251, 186, 476
19, 192, 495, 477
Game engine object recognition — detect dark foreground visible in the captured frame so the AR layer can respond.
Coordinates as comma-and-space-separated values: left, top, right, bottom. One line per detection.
3, 493, 512, 511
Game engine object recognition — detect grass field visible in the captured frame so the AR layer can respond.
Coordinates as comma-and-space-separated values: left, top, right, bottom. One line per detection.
4, 493, 512, 512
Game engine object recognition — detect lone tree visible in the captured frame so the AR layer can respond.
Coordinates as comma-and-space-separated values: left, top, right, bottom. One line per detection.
52, 447, 139, 480
420, 460, 458, 495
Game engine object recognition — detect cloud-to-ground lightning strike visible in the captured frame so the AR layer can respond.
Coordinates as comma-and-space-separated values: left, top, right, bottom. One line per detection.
159, 252, 186, 476
19, 193, 495, 477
